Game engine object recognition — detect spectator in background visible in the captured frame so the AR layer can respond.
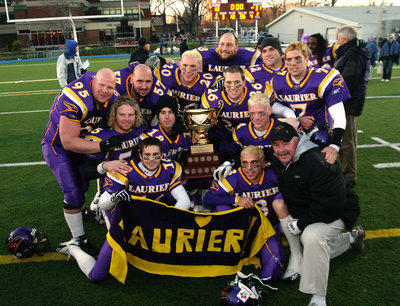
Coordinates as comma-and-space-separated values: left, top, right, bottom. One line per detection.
129, 37, 152, 64
380, 33, 400, 82
57, 40, 83, 88
365, 35, 378, 80
334, 25, 370, 186
180, 39, 189, 56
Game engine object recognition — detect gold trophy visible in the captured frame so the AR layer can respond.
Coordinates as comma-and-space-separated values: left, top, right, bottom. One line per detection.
181, 108, 221, 179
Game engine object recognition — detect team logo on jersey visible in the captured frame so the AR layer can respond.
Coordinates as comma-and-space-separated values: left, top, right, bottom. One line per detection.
61, 101, 78, 113
210, 181, 220, 191
333, 77, 345, 88
103, 177, 113, 187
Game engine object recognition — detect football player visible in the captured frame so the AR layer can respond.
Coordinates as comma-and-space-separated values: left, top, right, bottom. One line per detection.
203, 146, 286, 283
84, 96, 147, 228
233, 93, 295, 153
194, 32, 263, 79
42, 68, 123, 256
153, 50, 216, 110
140, 95, 192, 162
271, 41, 350, 163
307, 33, 338, 68
245, 37, 287, 84
201, 66, 274, 161
114, 63, 171, 125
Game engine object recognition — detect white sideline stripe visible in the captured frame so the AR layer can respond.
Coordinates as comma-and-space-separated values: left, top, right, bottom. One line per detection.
358, 143, 400, 148
0, 109, 48, 115
0, 59, 128, 68
370, 137, 400, 152
374, 163, 400, 168
0, 89, 58, 95
0, 78, 57, 84
366, 95, 400, 99
0, 161, 46, 167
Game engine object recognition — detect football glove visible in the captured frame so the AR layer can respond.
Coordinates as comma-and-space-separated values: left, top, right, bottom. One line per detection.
111, 190, 131, 203
288, 219, 301, 235
100, 135, 126, 152
213, 160, 234, 181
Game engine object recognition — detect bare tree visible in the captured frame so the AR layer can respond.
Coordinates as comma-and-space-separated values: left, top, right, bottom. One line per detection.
167, 0, 207, 36
264, 0, 287, 20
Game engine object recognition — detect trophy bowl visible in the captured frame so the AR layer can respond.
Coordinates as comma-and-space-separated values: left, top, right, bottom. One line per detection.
182, 108, 220, 153
182, 108, 219, 131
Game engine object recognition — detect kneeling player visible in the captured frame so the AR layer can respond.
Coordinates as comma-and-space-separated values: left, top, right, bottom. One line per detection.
203, 146, 286, 283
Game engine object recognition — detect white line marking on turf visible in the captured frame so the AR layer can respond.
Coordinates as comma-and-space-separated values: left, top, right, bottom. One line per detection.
0, 161, 46, 167
0, 89, 58, 95
0, 109, 48, 115
0, 78, 58, 84
370, 137, 400, 152
366, 95, 400, 99
373, 163, 400, 168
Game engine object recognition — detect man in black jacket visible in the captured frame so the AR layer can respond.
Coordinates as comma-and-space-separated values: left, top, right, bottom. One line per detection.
334, 26, 370, 185
268, 122, 364, 306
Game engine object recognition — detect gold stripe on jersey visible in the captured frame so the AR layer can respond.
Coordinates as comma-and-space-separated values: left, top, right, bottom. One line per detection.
318, 68, 339, 98
159, 125, 181, 145
62, 87, 88, 119
125, 73, 133, 98
250, 50, 261, 66
106, 170, 129, 187
170, 161, 182, 185
244, 69, 255, 83
232, 128, 244, 148
331, 42, 338, 61
219, 176, 235, 195
263, 82, 273, 98
85, 135, 102, 142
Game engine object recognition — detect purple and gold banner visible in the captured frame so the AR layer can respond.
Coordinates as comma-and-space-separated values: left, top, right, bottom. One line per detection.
107, 196, 275, 283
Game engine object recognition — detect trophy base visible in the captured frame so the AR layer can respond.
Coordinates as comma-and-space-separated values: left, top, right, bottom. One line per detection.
190, 143, 214, 155
182, 153, 220, 179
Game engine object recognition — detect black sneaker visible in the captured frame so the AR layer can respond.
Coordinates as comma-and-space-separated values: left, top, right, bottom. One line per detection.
78, 234, 99, 256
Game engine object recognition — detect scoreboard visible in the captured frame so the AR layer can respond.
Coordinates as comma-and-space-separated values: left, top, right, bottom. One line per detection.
213, 1, 262, 21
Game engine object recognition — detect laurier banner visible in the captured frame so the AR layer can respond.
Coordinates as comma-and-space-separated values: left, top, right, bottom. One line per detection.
106, 196, 275, 284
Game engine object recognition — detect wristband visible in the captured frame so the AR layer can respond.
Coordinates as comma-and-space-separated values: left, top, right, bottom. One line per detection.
97, 162, 106, 175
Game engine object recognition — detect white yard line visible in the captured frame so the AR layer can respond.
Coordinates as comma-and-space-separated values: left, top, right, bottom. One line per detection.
0, 161, 47, 167
373, 163, 400, 168
0, 89, 59, 95
0, 78, 58, 84
0, 109, 48, 115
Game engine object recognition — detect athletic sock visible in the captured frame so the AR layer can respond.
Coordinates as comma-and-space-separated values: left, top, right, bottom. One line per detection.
69, 245, 96, 278
64, 211, 85, 238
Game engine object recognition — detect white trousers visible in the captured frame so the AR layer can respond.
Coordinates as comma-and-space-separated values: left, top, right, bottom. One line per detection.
298, 219, 350, 296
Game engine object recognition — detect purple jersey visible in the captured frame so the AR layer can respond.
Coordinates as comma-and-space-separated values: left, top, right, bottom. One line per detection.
114, 64, 171, 123
245, 62, 287, 84
41, 71, 119, 155
309, 42, 338, 68
233, 118, 280, 150
271, 67, 350, 129
102, 158, 183, 202
204, 167, 282, 227
194, 46, 263, 78
85, 126, 146, 161
140, 124, 192, 161
154, 63, 216, 110
201, 83, 273, 139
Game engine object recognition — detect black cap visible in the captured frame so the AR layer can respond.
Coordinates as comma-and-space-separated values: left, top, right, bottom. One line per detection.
271, 122, 299, 142
260, 37, 283, 54
156, 95, 179, 117
138, 37, 151, 47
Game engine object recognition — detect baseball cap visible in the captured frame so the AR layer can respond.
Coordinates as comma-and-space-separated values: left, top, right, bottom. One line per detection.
271, 122, 299, 142
259, 37, 283, 54
138, 37, 151, 47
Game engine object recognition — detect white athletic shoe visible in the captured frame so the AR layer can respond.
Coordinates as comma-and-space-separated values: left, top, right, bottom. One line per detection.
56, 238, 80, 259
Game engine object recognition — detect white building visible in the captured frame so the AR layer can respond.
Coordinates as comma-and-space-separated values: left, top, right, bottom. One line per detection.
265, 6, 400, 43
